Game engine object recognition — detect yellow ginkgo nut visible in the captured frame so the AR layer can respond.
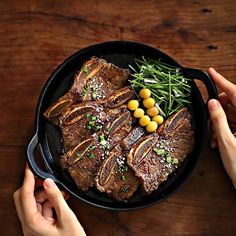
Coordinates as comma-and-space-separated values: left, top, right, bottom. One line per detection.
139, 88, 151, 99
143, 98, 155, 108
146, 121, 158, 133
152, 115, 164, 125
127, 100, 139, 111
146, 107, 159, 117
134, 108, 145, 118
139, 115, 151, 126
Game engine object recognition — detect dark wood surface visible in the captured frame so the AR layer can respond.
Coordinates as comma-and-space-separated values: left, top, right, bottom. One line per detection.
1, 1, 236, 235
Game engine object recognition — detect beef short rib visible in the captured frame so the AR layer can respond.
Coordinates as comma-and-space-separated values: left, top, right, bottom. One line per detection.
127, 108, 194, 194
95, 145, 139, 201
44, 57, 130, 123
60, 87, 135, 192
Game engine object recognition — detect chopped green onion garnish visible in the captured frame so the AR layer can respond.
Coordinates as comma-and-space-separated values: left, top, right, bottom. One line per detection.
91, 116, 97, 121
92, 87, 97, 99
82, 67, 88, 74
82, 84, 90, 96
89, 153, 95, 159
121, 175, 126, 181
99, 133, 105, 141
153, 147, 165, 156
89, 121, 95, 126
89, 145, 95, 151
166, 156, 172, 163
95, 126, 100, 131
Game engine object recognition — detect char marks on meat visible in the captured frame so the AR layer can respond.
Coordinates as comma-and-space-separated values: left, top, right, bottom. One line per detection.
127, 108, 194, 194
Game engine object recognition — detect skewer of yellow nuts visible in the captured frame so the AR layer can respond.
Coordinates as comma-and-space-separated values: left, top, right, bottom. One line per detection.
128, 88, 164, 132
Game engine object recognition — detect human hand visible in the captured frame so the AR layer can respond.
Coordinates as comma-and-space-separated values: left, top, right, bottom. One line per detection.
208, 67, 236, 188
13, 165, 86, 236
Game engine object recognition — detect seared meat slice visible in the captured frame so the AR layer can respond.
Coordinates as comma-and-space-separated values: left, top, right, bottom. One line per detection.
127, 108, 194, 194
95, 145, 139, 201
59, 86, 134, 150
44, 57, 130, 122
61, 137, 104, 191
60, 87, 134, 191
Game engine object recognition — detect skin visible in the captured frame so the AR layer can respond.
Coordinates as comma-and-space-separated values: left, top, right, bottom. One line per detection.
13, 165, 86, 236
208, 67, 236, 188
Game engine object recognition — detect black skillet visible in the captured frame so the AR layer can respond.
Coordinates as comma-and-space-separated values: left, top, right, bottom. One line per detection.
27, 41, 218, 210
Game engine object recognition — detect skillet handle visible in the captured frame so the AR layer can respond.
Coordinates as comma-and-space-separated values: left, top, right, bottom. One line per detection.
27, 133, 60, 182
182, 67, 218, 101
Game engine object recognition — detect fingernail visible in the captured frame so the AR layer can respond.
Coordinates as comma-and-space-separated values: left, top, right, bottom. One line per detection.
44, 178, 55, 188
208, 99, 220, 111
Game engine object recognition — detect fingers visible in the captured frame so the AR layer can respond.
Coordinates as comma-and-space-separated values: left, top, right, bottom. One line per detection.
42, 200, 54, 220
208, 68, 236, 104
43, 178, 74, 224
13, 189, 24, 224
208, 99, 234, 143
218, 93, 230, 107
35, 190, 48, 203
21, 166, 38, 219
210, 123, 218, 148
35, 189, 70, 204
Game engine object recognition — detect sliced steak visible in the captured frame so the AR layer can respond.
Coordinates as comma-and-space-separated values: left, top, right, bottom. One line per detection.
95, 145, 139, 201
127, 108, 194, 194
44, 57, 130, 122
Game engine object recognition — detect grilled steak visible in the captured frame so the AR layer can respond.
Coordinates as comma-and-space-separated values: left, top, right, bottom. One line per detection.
60, 87, 135, 191
44, 57, 130, 123
127, 108, 194, 194
95, 145, 139, 201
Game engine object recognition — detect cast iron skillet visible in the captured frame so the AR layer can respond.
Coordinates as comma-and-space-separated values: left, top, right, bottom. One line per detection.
27, 41, 217, 210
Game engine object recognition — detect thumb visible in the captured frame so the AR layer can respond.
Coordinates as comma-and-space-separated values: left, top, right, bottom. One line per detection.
43, 178, 73, 221
208, 99, 234, 143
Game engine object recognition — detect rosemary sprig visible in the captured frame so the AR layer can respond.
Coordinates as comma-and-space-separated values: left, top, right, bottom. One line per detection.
128, 57, 191, 117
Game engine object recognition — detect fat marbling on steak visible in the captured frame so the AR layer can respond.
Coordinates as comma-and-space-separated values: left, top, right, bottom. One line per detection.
127, 108, 194, 194
44, 57, 130, 123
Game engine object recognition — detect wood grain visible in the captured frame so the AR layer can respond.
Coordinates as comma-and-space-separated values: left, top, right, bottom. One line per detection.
0, 1, 236, 235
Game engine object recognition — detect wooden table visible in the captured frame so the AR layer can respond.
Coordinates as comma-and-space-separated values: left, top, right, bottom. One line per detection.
1, 1, 236, 235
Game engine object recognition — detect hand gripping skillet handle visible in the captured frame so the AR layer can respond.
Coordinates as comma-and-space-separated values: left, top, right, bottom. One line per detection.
27, 133, 60, 182
182, 67, 218, 117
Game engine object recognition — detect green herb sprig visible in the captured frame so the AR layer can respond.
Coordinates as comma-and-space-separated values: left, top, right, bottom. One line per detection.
129, 57, 191, 117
